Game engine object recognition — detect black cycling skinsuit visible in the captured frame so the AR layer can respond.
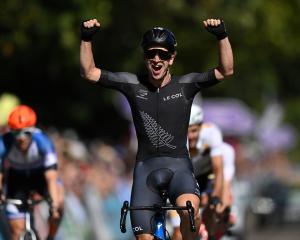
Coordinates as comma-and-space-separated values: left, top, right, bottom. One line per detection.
98, 69, 220, 235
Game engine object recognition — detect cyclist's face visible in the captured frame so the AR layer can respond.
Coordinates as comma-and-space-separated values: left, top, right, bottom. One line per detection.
188, 124, 201, 149
144, 47, 175, 81
13, 131, 32, 151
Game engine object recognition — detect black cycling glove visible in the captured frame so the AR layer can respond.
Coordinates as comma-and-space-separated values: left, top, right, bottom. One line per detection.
206, 21, 227, 40
209, 196, 222, 206
80, 21, 99, 42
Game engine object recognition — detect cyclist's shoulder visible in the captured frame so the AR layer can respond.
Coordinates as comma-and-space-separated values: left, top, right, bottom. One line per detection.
102, 70, 141, 84
201, 122, 222, 135
198, 122, 223, 149
31, 128, 54, 151
31, 127, 45, 138
202, 121, 219, 129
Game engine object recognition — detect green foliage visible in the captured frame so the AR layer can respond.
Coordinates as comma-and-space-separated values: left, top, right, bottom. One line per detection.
0, 0, 300, 142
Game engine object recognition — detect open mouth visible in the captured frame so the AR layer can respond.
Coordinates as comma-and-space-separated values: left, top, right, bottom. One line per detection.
151, 63, 163, 75
152, 65, 162, 71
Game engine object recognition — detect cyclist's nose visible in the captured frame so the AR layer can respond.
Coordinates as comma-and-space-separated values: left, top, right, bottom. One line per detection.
153, 54, 160, 61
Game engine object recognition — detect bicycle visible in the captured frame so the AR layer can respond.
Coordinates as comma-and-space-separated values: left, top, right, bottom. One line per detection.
120, 169, 196, 240
120, 194, 196, 240
2, 197, 49, 240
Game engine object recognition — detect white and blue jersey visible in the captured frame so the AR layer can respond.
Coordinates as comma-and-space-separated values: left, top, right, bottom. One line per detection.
0, 128, 57, 172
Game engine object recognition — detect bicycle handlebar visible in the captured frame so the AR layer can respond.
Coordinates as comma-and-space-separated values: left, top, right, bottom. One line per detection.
0, 198, 49, 209
120, 201, 129, 233
120, 200, 196, 233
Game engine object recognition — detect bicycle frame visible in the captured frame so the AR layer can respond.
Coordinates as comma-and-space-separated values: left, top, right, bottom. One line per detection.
120, 200, 195, 240
20, 210, 37, 240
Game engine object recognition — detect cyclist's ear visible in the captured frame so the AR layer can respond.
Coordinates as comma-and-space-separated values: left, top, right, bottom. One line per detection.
168, 52, 177, 65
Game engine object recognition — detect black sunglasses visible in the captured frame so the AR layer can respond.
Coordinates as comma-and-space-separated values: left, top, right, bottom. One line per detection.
12, 129, 32, 138
144, 49, 172, 60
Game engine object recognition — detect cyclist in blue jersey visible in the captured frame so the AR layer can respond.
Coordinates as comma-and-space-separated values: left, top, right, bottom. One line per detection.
0, 105, 64, 240
80, 18, 233, 240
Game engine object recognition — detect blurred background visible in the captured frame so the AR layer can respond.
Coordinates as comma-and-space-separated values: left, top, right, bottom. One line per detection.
1, 0, 300, 239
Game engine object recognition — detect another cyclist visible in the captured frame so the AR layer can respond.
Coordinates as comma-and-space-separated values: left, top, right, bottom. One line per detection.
0, 105, 64, 240
80, 18, 233, 240
172, 104, 236, 240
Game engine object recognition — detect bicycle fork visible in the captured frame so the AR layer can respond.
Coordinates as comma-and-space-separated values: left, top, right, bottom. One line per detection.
153, 212, 166, 240
23, 211, 37, 240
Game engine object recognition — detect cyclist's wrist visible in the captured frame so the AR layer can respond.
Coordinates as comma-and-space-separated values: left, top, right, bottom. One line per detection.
49, 204, 60, 216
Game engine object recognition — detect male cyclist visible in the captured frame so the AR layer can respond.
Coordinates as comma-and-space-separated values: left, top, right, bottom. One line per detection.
80, 18, 233, 240
172, 104, 236, 240
0, 105, 64, 240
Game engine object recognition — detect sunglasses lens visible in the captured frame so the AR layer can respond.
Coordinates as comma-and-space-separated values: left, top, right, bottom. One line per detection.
144, 50, 157, 59
144, 49, 171, 60
12, 130, 31, 138
158, 50, 171, 60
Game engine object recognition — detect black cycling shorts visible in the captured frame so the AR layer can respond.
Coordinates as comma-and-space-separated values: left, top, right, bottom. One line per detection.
130, 156, 200, 235
5, 168, 48, 200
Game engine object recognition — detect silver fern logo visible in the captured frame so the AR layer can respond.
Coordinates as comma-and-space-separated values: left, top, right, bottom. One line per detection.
140, 111, 176, 149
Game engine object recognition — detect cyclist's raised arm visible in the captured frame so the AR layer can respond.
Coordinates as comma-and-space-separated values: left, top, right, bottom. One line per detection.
80, 19, 101, 82
203, 19, 234, 81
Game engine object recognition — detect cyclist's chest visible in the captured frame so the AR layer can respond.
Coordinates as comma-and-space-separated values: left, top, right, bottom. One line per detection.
6, 143, 43, 168
131, 83, 186, 114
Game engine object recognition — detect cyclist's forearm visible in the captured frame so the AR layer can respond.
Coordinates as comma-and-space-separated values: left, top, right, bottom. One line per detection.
222, 180, 232, 208
215, 38, 234, 79
211, 156, 223, 198
45, 170, 59, 207
80, 41, 101, 81
212, 173, 223, 198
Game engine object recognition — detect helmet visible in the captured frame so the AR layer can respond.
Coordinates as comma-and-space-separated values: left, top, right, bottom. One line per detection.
189, 104, 204, 125
8, 105, 37, 130
141, 27, 177, 53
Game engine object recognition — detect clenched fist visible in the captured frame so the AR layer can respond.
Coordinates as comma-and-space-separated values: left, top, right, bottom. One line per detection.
203, 19, 227, 40
81, 19, 101, 42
